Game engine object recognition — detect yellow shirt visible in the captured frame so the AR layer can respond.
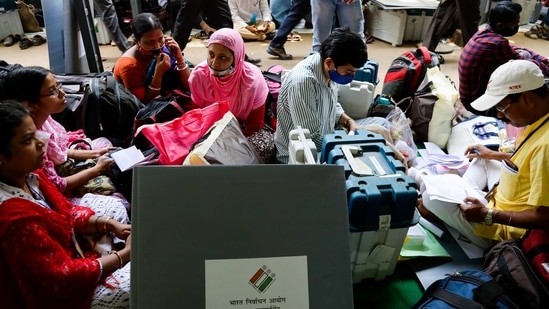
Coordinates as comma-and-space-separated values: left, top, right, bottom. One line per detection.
475, 113, 549, 241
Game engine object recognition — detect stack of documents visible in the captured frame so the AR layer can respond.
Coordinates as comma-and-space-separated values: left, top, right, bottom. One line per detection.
422, 174, 486, 204
415, 142, 470, 172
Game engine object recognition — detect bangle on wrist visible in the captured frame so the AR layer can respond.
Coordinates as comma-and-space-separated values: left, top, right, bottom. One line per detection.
112, 250, 124, 268
148, 84, 161, 91
103, 217, 112, 232
176, 64, 188, 71
94, 216, 102, 233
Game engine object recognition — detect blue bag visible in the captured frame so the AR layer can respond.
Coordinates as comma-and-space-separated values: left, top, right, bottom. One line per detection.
413, 269, 520, 309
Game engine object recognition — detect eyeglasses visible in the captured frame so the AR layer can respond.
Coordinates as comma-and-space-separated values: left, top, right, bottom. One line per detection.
39, 83, 63, 98
495, 100, 513, 114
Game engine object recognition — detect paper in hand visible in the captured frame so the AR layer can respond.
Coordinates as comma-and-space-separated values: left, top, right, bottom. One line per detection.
110, 146, 146, 172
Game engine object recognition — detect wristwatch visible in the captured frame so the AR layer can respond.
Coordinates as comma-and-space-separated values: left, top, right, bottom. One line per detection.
484, 208, 494, 226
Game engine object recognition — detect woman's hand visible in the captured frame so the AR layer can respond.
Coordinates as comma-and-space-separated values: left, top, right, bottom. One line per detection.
108, 220, 131, 240
94, 155, 114, 174
459, 197, 488, 222
91, 147, 116, 159
155, 53, 172, 76
164, 35, 182, 60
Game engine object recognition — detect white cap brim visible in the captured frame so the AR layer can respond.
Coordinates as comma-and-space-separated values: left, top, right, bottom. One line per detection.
470, 93, 508, 111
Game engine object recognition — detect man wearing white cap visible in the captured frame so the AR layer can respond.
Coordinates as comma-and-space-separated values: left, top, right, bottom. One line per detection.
420, 60, 549, 249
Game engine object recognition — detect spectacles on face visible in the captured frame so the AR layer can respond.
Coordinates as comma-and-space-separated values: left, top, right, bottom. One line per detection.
495, 101, 513, 114
496, 96, 514, 114
39, 83, 63, 98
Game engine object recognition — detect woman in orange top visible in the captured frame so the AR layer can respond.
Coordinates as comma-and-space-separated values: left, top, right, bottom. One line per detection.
114, 13, 190, 104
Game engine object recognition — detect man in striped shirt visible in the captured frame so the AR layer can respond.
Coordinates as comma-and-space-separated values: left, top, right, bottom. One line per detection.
274, 27, 367, 163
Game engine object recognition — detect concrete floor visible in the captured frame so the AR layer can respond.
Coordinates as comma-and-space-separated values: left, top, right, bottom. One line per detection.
0, 24, 546, 96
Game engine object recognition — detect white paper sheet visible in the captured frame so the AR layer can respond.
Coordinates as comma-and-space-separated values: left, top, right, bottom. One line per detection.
110, 146, 145, 172
422, 174, 487, 204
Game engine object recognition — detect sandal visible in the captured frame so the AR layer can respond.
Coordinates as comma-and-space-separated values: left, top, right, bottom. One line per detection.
193, 30, 209, 40
525, 24, 541, 39
541, 25, 549, 40
365, 32, 374, 44
31, 34, 46, 46
287, 32, 302, 42
525, 24, 549, 40
18, 36, 32, 50
3, 34, 22, 47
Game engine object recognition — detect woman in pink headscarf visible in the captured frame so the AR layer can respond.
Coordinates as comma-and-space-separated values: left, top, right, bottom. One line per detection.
189, 28, 268, 137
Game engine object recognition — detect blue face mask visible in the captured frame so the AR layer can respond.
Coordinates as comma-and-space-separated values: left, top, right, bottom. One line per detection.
209, 65, 234, 78
328, 69, 354, 84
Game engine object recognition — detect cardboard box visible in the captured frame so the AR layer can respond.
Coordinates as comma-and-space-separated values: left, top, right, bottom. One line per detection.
367, 3, 434, 46
366, 4, 407, 46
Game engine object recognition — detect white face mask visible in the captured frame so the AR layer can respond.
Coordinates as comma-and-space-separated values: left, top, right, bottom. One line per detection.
208, 65, 234, 78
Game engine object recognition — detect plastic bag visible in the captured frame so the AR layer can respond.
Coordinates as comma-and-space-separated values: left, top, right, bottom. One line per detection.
386, 107, 417, 161
183, 112, 261, 165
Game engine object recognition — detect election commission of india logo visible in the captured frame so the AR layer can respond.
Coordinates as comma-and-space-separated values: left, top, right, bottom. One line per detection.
249, 265, 276, 293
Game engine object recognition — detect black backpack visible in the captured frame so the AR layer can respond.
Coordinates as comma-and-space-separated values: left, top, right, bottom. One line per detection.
0, 60, 23, 96
0, 60, 23, 79
262, 64, 284, 130
53, 73, 144, 146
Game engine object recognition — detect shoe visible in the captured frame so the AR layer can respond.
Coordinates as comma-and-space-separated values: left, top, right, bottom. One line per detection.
31, 34, 46, 46
245, 55, 261, 65
19, 36, 32, 50
266, 46, 293, 60
3, 34, 21, 47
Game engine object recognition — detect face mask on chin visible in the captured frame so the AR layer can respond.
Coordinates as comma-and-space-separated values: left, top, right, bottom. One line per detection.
209, 65, 234, 78
328, 69, 354, 85
139, 44, 164, 57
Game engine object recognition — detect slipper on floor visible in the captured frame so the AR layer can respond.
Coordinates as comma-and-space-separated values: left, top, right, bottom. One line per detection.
365, 32, 374, 44
3, 34, 21, 47
289, 32, 302, 42
31, 34, 46, 46
19, 36, 32, 50
193, 30, 209, 40
525, 30, 539, 39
